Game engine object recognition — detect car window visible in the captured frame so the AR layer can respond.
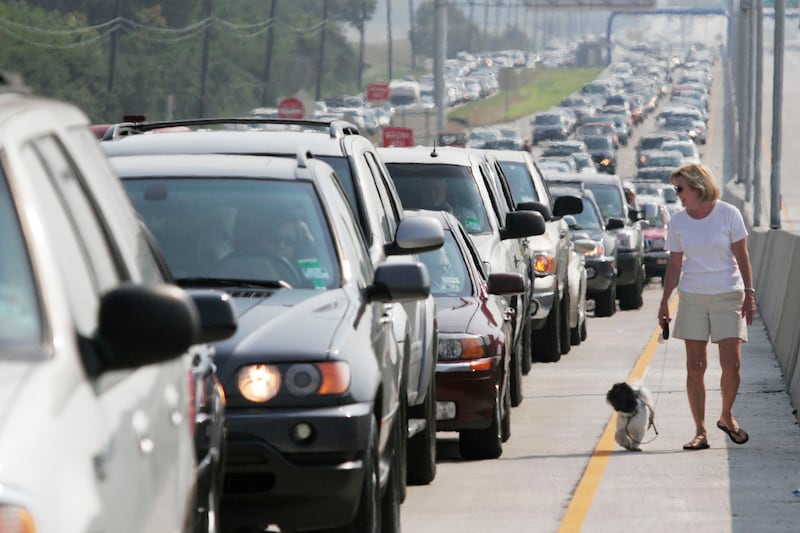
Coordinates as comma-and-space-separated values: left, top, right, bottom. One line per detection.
585, 183, 625, 220
385, 162, 491, 235
123, 178, 340, 290
21, 143, 102, 336
362, 151, 395, 242
0, 167, 42, 348
498, 161, 540, 204
418, 232, 469, 297
573, 197, 603, 230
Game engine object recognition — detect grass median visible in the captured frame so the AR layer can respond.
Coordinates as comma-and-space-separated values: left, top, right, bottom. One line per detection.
447, 66, 605, 128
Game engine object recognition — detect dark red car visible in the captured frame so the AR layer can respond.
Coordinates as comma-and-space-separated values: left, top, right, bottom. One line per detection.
416, 210, 525, 460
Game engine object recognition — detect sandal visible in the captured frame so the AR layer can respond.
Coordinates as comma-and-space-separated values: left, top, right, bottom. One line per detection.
716, 421, 749, 445
683, 435, 710, 450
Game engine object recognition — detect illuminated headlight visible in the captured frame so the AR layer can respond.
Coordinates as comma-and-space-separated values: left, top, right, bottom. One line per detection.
600, 158, 611, 167
238, 365, 281, 403
584, 242, 604, 257
238, 362, 350, 402
0, 505, 36, 533
638, 155, 648, 166
438, 334, 488, 361
533, 253, 555, 275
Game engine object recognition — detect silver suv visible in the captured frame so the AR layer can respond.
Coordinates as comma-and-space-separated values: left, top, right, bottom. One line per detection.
0, 74, 235, 532
101, 117, 444, 487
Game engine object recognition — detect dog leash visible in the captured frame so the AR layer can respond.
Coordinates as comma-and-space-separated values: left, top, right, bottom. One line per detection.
626, 321, 670, 445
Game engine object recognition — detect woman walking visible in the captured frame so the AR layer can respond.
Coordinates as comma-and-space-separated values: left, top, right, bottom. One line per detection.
657, 164, 756, 450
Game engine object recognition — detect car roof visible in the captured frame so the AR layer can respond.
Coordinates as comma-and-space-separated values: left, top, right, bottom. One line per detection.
109, 152, 329, 181
378, 145, 482, 166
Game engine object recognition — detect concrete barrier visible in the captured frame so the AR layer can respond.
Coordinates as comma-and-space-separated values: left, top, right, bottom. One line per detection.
748, 229, 800, 416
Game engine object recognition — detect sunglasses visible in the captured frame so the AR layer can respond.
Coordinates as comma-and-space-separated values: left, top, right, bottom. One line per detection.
674, 185, 685, 193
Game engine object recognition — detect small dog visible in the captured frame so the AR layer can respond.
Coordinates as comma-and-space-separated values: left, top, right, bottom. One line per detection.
606, 382, 655, 452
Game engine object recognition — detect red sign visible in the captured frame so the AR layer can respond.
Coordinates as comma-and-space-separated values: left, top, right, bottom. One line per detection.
382, 126, 414, 147
366, 82, 390, 102
277, 97, 305, 119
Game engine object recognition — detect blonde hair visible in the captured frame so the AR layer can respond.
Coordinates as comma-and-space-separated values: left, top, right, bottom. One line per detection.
670, 163, 720, 202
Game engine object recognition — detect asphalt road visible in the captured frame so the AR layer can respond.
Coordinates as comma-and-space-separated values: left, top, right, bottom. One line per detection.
399, 43, 800, 533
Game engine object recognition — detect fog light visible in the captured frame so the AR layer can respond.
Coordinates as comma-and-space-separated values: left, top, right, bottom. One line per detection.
291, 422, 314, 443
436, 401, 456, 421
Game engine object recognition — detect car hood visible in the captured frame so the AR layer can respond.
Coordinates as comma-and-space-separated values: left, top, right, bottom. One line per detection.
434, 296, 480, 334
213, 288, 349, 364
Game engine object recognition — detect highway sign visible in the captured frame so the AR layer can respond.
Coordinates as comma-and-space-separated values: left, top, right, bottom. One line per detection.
367, 82, 391, 102
382, 126, 414, 147
277, 97, 305, 119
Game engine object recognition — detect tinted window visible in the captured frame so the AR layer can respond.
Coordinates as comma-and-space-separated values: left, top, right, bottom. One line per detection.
585, 184, 624, 220
385, 163, 491, 235
0, 168, 41, 348
123, 179, 340, 290
499, 161, 539, 203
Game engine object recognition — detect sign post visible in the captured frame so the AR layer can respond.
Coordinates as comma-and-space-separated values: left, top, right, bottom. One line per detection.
366, 82, 391, 102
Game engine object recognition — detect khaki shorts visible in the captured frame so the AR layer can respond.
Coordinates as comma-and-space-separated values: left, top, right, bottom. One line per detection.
674, 290, 748, 343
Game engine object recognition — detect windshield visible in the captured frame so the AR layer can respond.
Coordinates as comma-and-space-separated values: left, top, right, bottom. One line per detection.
123, 178, 340, 290
584, 183, 624, 220
385, 163, 492, 235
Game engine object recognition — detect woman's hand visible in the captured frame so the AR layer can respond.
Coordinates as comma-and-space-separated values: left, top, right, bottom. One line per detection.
742, 292, 756, 325
657, 300, 671, 326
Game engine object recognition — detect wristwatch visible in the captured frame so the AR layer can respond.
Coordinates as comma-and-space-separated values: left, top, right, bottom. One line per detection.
744, 287, 755, 295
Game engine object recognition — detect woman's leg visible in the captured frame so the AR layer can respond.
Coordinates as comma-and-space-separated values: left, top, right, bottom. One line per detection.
717, 337, 743, 429
685, 339, 709, 437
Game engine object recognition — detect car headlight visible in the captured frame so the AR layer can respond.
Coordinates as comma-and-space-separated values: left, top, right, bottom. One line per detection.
0, 505, 36, 533
600, 158, 611, 167
583, 241, 604, 257
237, 362, 350, 402
438, 334, 488, 361
532, 252, 555, 275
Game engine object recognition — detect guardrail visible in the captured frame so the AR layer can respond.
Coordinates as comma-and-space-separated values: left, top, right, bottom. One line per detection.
749, 228, 800, 416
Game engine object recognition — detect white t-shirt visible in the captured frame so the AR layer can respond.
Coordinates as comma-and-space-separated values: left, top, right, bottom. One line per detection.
665, 200, 748, 294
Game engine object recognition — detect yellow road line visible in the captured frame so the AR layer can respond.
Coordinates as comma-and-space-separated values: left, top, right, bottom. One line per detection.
557, 297, 678, 533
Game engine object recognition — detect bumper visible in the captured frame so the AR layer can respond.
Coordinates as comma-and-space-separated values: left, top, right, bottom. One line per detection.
644, 250, 669, 277
435, 357, 502, 432
615, 250, 641, 286
530, 274, 556, 328
220, 401, 373, 531
584, 257, 616, 295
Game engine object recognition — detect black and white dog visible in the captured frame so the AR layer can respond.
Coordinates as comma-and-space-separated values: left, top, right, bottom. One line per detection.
606, 382, 655, 452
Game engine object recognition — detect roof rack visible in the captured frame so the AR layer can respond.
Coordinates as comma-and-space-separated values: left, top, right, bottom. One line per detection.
102, 117, 361, 141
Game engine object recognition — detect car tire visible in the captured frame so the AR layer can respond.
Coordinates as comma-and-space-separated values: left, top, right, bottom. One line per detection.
380, 416, 402, 533
521, 319, 533, 376
618, 265, 645, 310
594, 282, 617, 317
532, 290, 562, 363
459, 393, 503, 460
338, 416, 380, 533
407, 376, 436, 486
501, 382, 511, 443
510, 340, 523, 407
559, 289, 571, 355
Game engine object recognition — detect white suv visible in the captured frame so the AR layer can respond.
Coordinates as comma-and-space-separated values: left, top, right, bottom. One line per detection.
0, 75, 235, 533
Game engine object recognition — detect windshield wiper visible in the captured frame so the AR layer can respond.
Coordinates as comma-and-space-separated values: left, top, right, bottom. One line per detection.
176, 277, 291, 289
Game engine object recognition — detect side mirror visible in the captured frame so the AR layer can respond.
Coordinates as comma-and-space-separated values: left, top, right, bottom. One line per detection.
553, 195, 583, 217
606, 217, 626, 231
500, 210, 546, 240
573, 238, 597, 255
487, 272, 526, 295
187, 290, 238, 343
96, 283, 199, 371
367, 262, 431, 302
388, 216, 444, 256
516, 200, 552, 221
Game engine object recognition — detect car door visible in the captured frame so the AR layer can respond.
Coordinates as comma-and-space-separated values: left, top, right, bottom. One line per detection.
19, 134, 190, 533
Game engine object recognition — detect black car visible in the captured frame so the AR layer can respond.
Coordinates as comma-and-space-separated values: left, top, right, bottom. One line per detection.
581, 135, 617, 174
532, 111, 570, 144
112, 152, 439, 533
549, 184, 620, 317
